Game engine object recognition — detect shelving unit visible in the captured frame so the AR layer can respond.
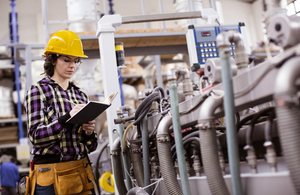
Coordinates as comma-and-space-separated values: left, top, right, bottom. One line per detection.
0, 115, 26, 124
0, 43, 44, 146
79, 28, 188, 58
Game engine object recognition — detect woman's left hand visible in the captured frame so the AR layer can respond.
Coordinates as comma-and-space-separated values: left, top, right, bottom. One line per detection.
82, 120, 96, 136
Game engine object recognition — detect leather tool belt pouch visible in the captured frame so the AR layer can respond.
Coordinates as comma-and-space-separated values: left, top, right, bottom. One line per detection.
25, 169, 36, 195
26, 158, 94, 195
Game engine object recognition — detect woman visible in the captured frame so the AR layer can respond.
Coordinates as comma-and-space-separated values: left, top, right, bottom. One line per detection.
24, 30, 98, 195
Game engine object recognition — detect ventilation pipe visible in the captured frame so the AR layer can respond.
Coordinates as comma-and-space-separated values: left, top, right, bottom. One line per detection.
197, 96, 230, 195
274, 56, 300, 194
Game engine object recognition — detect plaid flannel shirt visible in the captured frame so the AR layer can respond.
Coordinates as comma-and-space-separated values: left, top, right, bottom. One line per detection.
24, 77, 98, 161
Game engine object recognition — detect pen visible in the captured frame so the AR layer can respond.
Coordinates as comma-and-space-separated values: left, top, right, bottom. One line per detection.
67, 99, 82, 133
66, 99, 76, 106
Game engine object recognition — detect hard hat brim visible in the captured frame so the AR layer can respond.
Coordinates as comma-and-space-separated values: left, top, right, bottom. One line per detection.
44, 51, 88, 58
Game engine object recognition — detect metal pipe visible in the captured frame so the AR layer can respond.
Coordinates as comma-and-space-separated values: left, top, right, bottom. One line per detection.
118, 70, 125, 106
158, 0, 166, 32
217, 35, 243, 195
141, 116, 151, 194
111, 137, 128, 195
103, 0, 109, 15
274, 56, 300, 194
197, 96, 230, 195
41, 0, 50, 43
140, 0, 149, 29
118, 122, 132, 190
122, 11, 202, 24
10, 0, 23, 139
157, 115, 183, 195
216, 31, 248, 70
168, 77, 191, 195
116, 106, 135, 190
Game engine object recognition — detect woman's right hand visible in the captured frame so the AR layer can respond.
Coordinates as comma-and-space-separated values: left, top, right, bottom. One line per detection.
69, 104, 86, 117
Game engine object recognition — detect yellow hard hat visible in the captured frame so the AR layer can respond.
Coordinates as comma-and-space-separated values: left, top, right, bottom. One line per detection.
44, 30, 88, 58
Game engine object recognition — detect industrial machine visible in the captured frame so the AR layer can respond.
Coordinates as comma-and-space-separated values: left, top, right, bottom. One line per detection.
94, 3, 300, 195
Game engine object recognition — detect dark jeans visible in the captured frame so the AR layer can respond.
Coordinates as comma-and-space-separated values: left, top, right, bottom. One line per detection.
2, 186, 17, 195
34, 184, 96, 195
34, 184, 55, 195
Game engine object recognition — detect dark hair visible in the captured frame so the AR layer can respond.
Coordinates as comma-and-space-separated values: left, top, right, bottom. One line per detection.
41, 53, 59, 77
10, 157, 17, 163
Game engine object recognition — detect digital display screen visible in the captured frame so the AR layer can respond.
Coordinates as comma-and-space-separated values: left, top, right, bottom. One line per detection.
201, 31, 211, 37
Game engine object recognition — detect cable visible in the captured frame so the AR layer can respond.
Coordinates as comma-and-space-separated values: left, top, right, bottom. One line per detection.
123, 122, 134, 150
245, 107, 275, 146
171, 131, 199, 153
153, 86, 165, 99
172, 137, 201, 161
264, 109, 275, 142
134, 92, 160, 125
133, 92, 160, 137
236, 112, 257, 132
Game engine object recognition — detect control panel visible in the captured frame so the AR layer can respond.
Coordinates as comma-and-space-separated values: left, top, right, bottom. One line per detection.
186, 24, 242, 71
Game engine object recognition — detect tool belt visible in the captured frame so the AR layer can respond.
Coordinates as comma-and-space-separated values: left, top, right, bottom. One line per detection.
25, 158, 94, 195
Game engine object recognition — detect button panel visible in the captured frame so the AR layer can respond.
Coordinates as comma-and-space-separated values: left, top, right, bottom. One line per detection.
192, 26, 241, 65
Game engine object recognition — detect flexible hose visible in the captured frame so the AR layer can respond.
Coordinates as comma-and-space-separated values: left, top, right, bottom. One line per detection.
134, 93, 160, 125
157, 115, 183, 195
111, 138, 128, 195
236, 112, 256, 132
172, 136, 201, 161
200, 128, 230, 195
153, 86, 165, 99
123, 122, 134, 150
274, 57, 300, 194
275, 105, 300, 194
264, 109, 275, 142
171, 131, 199, 155
130, 141, 145, 188
157, 139, 183, 195
246, 107, 275, 146
198, 96, 230, 195
134, 92, 160, 138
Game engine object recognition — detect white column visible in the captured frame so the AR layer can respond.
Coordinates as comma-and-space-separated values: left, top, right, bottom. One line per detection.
96, 14, 122, 195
